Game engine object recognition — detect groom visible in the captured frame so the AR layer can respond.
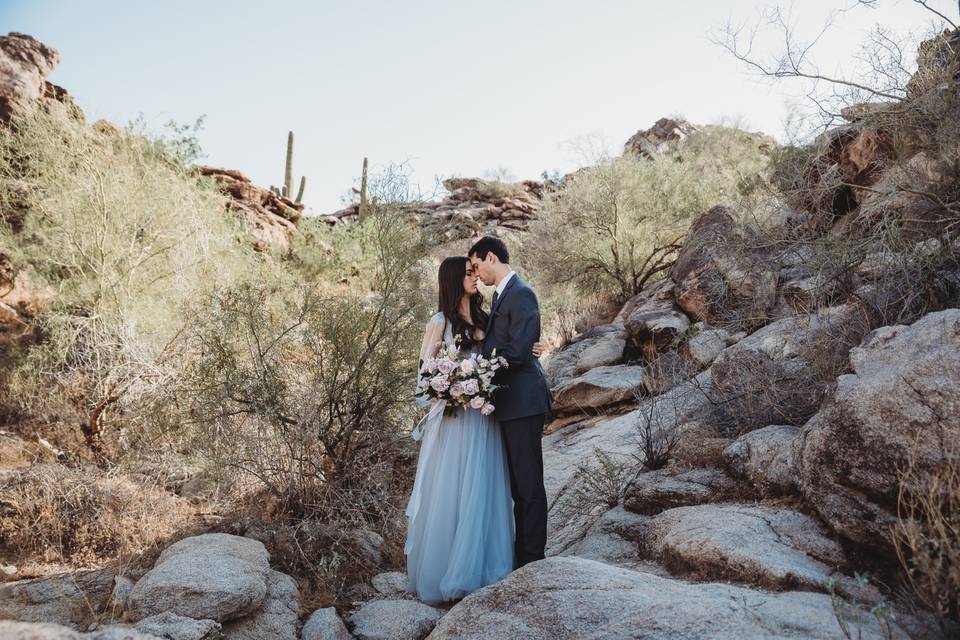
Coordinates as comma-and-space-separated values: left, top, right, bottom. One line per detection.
468, 236, 551, 569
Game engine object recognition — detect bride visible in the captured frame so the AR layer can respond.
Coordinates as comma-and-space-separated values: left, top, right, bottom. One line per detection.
404, 256, 544, 604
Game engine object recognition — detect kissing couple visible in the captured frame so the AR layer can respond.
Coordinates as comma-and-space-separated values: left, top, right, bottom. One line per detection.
404, 235, 553, 605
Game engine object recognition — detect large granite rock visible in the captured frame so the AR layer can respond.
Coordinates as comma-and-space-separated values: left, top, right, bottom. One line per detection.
370, 571, 410, 596
723, 425, 799, 495
0, 33, 65, 123
556, 506, 651, 568
543, 375, 713, 548
545, 323, 626, 388
302, 607, 351, 640
221, 569, 299, 640
623, 467, 736, 515
684, 323, 734, 369
669, 206, 778, 326
133, 613, 222, 640
624, 297, 690, 360
550, 364, 644, 413
126, 533, 271, 623
704, 304, 868, 434
0, 568, 117, 628
349, 599, 442, 640
0, 620, 162, 639
796, 308, 960, 550
427, 556, 897, 639
644, 504, 847, 593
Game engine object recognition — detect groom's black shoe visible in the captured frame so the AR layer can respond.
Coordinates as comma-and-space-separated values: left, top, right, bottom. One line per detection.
501, 413, 548, 568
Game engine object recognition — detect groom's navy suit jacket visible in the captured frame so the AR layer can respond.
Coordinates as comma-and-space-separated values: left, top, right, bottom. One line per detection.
482, 274, 552, 422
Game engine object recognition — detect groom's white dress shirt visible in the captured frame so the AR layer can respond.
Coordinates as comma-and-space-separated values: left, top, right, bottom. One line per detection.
495, 270, 516, 297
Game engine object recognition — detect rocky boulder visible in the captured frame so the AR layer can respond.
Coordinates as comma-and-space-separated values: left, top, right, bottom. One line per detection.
669, 206, 778, 326
643, 504, 849, 594
133, 612, 222, 640
556, 506, 651, 568
683, 323, 734, 369
723, 425, 799, 495
302, 607, 351, 640
795, 308, 960, 550
221, 569, 299, 640
195, 166, 298, 252
550, 364, 643, 413
126, 533, 271, 623
349, 599, 442, 640
621, 279, 689, 360
623, 117, 699, 158
0, 620, 163, 639
370, 571, 411, 596
0, 33, 80, 123
427, 556, 896, 639
623, 467, 736, 515
0, 568, 117, 628
544, 322, 625, 388
703, 304, 868, 434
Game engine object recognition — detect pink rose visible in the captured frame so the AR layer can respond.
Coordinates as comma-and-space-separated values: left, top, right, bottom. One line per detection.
469, 396, 485, 409
425, 358, 439, 373
459, 358, 476, 375
462, 379, 479, 396
450, 382, 465, 397
438, 359, 457, 375
480, 403, 495, 416
430, 375, 450, 392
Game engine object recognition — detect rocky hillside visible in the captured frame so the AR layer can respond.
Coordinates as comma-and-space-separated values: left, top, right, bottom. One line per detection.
3, 24, 960, 640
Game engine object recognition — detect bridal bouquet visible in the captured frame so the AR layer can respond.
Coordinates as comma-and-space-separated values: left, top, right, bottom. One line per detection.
416, 342, 507, 416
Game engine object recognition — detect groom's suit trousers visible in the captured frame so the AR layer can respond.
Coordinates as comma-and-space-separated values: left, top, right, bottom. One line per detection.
500, 413, 548, 568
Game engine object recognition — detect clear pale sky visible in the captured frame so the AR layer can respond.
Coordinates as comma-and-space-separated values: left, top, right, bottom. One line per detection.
2, 0, 954, 212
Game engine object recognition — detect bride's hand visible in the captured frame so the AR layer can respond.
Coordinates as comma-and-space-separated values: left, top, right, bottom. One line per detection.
532, 341, 547, 357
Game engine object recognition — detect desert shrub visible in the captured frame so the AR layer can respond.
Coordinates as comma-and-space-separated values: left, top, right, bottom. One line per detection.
894, 448, 960, 633
562, 447, 634, 516
148, 210, 427, 603
160, 209, 426, 512
0, 463, 194, 567
0, 109, 256, 456
633, 390, 682, 470
528, 125, 773, 301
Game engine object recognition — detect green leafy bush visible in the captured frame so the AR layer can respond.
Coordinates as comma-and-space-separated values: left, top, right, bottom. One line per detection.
528, 126, 773, 300
0, 110, 256, 454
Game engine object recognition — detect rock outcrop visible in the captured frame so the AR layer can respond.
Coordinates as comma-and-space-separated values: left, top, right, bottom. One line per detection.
623, 467, 736, 515
796, 308, 960, 551
643, 504, 849, 593
669, 206, 778, 326
0, 32, 80, 123
550, 364, 644, 413
0, 568, 117, 628
195, 166, 298, 252
427, 556, 897, 639
623, 117, 700, 158
320, 177, 547, 244
126, 533, 271, 623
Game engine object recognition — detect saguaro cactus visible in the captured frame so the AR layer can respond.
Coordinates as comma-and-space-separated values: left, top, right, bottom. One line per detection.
358, 157, 369, 220
270, 131, 306, 205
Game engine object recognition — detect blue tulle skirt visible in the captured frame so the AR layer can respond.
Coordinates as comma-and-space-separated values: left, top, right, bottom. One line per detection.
404, 403, 515, 604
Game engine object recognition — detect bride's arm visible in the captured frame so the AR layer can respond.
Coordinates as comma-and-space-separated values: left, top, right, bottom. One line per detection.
415, 315, 445, 407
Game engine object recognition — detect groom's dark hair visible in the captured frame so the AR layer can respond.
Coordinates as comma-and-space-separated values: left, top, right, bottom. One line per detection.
468, 236, 510, 264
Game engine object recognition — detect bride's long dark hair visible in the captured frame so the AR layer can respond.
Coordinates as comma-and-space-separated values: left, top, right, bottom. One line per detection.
438, 256, 488, 350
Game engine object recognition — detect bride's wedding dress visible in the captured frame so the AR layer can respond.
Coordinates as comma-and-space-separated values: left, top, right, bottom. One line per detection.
404, 312, 515, 604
